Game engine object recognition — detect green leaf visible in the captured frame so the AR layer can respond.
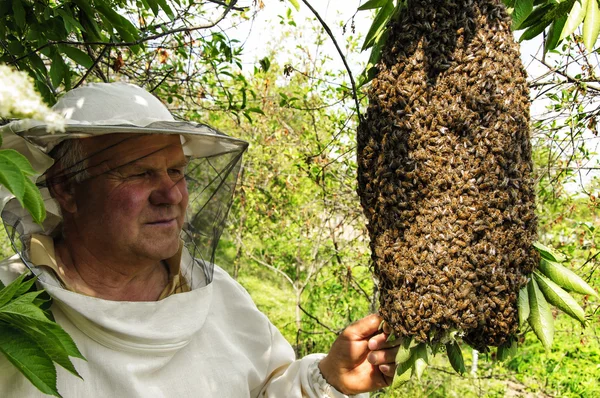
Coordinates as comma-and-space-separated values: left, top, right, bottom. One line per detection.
358, 0, 389, 10
560, 0, 588, 41
14, 274, 38, 297
0, 149, 36, 176
361, 0, 394, 51
518, 283, 530, 328
395, 336, 412, 364
386, 332, 396, 343
5, 314, 83, 376
11, 0, 26, 29
0, 271, 30, 308
156, 0, 175, 20
527, 278, 554, 351
583, 0, 600, 51
497, 340, 518, 361
56, 8, 85, 33
412, 343, 429, 380
546, 15, 567, 51
534, 242, 567, 262
287, 0, 300, 11
143, 0, 160, 16
0, 150, 27, 203
392, 349, 415, 388
0, 324, 60, 397
518, 3, 554, 30
23, 177, 46, 225
513, 0, 534, 29
446, 341, 466, 374
519, 17, 553, 41
538, 258, 598, 297
58, 45, 93, 69
50, 50, 67, 88
534, 271, 586, 325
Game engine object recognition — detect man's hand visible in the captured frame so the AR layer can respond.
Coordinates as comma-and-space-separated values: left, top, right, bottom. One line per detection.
318, 314, 400, 395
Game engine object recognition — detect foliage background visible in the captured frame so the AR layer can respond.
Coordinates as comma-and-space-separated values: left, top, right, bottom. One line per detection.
0, 0, 599, 396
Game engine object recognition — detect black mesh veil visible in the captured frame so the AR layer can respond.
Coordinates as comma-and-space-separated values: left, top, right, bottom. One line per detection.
1, 128, 247, 289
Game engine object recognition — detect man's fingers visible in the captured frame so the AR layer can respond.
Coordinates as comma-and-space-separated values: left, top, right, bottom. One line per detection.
367, 347, 398, 366
343, 314, 383, 340
368, 331, 402, 350
379, 364, 396, 377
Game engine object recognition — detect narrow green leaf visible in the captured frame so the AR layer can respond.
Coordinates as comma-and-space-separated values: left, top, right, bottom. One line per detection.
58, 45, 94, 69
361, 0, 394, 51
395, 337, 412, 364
0, 324, 60, 397
538, 258, 598, 297
527, 278, 554, 351
0, 271, 30, 308
392, 349, 415, 387
156, 0, 175, 20
518, 283, 530, 327
50, 50, 67, 88
534, 272, 586, 325
56, 8, 85, 33
412, 343, 429, 380
0, 151, 27, 203
23, 178, 46, 225
14, 274, 38, 297
546, 15, 567, 51
560, 0, 588, 41
0, 292, 52, 324
583, 0, 600, 51
446, 341, 466, 374
519, 17, 553, 41
534, 242, 567, 262
144, 0, 160, 16
287, 0, 300, 11
518, 3, 554, 30
513, 0, 534, 29
6, 314, 83, 376
497, 340, 518, 361
0, 149, 36, 176
11, 0, 26, 29
386, 332, 396, 343
358, 0, 389, 10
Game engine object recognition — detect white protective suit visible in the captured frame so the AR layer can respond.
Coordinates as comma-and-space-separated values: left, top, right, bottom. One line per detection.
0, 252, 365, 398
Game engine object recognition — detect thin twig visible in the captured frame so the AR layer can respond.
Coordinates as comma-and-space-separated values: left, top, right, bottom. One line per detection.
10, 1, 239, 65
298, 304, 342, 335
300, 0, 363, 123
74, 45, 109, 88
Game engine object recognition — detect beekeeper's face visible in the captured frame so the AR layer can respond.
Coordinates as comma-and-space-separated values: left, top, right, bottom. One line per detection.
59, 134, 189, 263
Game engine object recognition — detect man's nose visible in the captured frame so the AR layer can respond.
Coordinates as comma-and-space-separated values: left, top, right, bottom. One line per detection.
149, 172, 184, 205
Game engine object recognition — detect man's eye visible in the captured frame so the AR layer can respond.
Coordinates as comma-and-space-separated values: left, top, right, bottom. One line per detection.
169, 169, 184, 176
130, 171, 149, 178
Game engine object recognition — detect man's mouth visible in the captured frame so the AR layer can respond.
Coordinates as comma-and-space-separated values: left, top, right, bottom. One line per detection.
146, 218, 177, 226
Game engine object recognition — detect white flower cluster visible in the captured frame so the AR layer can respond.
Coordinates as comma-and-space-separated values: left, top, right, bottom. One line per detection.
0, 64, 64, 132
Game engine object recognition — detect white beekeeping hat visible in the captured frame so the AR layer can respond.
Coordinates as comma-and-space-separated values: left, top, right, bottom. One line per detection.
0, 82, 248, 285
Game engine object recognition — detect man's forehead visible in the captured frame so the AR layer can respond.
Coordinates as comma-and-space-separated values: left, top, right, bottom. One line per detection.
80, 133, 184, 162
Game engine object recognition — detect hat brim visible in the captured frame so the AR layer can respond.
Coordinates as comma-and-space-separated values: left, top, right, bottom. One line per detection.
7, 119, 248, 159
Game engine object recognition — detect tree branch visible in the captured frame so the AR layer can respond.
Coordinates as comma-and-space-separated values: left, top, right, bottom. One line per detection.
9, 0, 239, 65
74, 45, 109, 88
298, 304, 342, 335
300, 0, 363, 123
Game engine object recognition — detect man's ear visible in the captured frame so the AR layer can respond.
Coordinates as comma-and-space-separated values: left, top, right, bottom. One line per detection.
48, 180, 78, 214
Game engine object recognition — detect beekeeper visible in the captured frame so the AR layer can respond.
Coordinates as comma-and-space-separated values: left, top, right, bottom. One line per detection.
0, 83, 399, 397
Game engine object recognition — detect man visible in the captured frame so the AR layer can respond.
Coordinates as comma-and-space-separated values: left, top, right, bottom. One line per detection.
0, 83, 399, 397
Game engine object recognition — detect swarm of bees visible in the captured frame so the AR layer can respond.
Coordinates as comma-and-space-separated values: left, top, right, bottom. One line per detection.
357, 0, 538, 350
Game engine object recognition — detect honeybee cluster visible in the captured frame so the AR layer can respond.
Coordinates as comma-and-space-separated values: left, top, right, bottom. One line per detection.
357, 0, 538, 350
